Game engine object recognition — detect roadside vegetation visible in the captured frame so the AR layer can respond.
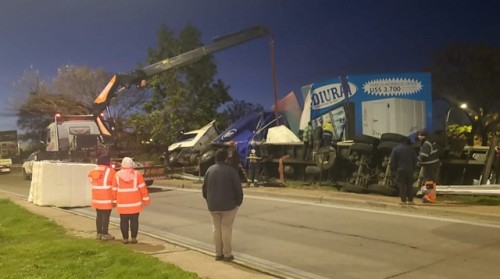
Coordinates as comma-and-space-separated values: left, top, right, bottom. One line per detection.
438, 195, 500, 206
0, 199, 199, 279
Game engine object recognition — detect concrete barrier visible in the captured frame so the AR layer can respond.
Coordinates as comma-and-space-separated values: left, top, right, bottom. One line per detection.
28, 161, 95, 207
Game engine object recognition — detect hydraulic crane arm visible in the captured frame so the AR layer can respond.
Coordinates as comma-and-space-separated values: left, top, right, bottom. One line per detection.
93, 25, 271, 141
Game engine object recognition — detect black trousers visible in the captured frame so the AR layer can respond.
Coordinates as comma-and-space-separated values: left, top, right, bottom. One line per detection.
396, 168, 414, 202
120, 213, 140, 239
95, 209, 112, 234
303, 142, 312, 161
248, 162, 260, 183
422, 162, 440, 184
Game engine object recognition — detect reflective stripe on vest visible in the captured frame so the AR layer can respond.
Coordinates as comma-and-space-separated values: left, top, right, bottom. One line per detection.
90, 167, 114, 209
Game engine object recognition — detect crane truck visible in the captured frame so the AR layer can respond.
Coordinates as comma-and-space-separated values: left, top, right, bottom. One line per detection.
89, 25, 273, 181
92, 25, 272, 141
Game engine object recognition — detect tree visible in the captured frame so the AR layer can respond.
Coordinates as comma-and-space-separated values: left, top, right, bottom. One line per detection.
11, 67, 86, 146
17, 91, 90, 146
126, 23, 232, 146
52, 65, 110, 105
13, 65, 148, 147
428, 44, 500, 112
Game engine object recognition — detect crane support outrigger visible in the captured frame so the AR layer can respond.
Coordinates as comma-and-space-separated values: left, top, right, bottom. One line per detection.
92, 25, 272, 142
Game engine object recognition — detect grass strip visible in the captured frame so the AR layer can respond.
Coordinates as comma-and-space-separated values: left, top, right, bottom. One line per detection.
0, 199, 199, 279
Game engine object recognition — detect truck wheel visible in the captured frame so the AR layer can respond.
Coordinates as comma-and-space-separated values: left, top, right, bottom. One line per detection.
145, 180, 154, 186
189, 153, 200, 165
314, 146, 336, 170
350, 143, 375, 154
200, 150, 215, 164
353, 135, 380, 146
169, 152, 180, 167
340, 182, 367, 193
377, 141, 399, 155
366, 184, 398, 196
305, 166, 321, 175
380, 133, 408, 143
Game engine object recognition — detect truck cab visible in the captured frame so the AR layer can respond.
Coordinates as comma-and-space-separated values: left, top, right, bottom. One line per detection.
43, 114, 103, 162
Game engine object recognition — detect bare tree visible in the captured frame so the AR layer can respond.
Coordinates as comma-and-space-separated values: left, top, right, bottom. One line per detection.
52, 65, 110, 105
12, 65, 150, 146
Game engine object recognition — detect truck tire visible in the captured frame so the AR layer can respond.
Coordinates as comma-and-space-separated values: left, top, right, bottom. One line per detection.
350, 143, 375, 154
189, 153, 200, 165
366, 184, 398, 196
353, 135, 380, 146
314, 146, 336, 170
305, 166, 321, 175
339, 182, 367, 193
168, 152, 180, 167
145, 180, 154, 186
377, 141, 399, 155
380, 133, 407, 143
200, 150, 215, 164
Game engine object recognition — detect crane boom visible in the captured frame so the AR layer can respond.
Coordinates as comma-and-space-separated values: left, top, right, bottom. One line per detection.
93, 25, 271, 141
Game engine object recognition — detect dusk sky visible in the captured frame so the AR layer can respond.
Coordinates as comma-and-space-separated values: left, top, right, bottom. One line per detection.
1, 0, 499, 131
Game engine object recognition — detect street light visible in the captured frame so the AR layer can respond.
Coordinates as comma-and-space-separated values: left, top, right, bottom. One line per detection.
444, 103, 468, 149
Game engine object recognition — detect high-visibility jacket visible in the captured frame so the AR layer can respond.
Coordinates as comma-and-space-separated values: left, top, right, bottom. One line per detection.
418, 140, 440, 165
322, 122, 334, 137
112, 168, 150, 214
88, 165, 116, 210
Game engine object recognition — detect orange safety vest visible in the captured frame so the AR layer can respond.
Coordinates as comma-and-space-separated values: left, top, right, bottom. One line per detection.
88, 166, 116, 210
112, 168, 150, 214
422, 180, 437, 203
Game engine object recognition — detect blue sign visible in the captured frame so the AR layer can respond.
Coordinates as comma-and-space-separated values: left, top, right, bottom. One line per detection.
308, 72, 432, 138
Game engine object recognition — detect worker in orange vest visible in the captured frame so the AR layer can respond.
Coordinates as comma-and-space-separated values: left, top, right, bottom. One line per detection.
88, 155, 116, 241
112, 157, 150, 244
422, 180, 437, 203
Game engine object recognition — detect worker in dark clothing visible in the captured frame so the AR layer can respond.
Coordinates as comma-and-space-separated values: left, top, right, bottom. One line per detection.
312, 122, 323, 158
246, 146, 261, 187
417, 130, 440, 185
390, 137, 417, 205
302, 122, 313, 161
322, 120, 334, 147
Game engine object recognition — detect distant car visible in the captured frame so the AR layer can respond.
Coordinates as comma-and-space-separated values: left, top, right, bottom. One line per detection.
0, 158, 12, 174
22, 152, 38, 180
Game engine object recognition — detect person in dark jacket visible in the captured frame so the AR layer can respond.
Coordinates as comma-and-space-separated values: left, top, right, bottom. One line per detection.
312, 122, 323, 156
302, 122, 313, 161
202, 148, 243, 262
390, 137, 417, 205
417, 130, 441, 185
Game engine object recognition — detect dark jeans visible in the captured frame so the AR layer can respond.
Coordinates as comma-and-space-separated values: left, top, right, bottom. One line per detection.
120, 213, 140, 239
303, 142, 312, 161
95, 209, 112, 234
248, 162, 260, 183
396, 168, 414, 202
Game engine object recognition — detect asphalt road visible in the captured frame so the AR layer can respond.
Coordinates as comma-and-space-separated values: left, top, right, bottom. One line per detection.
2, 171, 500, 279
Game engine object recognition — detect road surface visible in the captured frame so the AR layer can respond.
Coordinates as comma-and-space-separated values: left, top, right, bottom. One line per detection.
2, 171, 500, 279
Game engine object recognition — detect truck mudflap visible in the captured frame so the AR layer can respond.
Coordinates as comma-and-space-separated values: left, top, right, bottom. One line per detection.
135, 165, 199, 181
